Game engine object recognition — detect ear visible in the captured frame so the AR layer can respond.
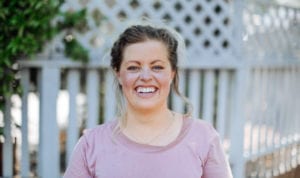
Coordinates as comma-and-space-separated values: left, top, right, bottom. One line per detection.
114, 69, 122, 86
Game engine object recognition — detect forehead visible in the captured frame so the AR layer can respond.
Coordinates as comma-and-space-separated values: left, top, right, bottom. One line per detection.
122, 40, 169, 63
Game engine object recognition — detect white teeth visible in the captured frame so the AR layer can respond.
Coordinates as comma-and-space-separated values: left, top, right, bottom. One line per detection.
137, 87, 156, 93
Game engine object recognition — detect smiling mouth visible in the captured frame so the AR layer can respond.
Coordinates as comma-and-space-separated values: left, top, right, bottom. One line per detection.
135, 87, 157, 93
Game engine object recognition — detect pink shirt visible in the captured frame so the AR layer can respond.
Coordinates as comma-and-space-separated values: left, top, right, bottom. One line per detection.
64, 118, 232, 178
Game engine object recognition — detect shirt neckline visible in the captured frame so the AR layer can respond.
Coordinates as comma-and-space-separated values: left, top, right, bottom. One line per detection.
113, 116, 194, 153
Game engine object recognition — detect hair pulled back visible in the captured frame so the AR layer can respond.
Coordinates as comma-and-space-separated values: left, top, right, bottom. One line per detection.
110, 25, 181, 95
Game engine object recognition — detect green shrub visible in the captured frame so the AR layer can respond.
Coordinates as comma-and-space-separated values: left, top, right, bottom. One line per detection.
0, 0, 89, 110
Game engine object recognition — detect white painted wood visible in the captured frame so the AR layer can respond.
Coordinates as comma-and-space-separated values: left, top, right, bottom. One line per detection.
252, 69, 261, 155
38, 66, 60, 178
172, 69, 185, 114
104, 70, 116, 122
267, 69, 275, 150
3, 95, 13, 177
86, 69, 100, 128
66, 70, 80, 163
258, 70, 267, 152
273, 69, 282, 147
188, 69, 201, 118
278, 70, 287, 146
266, 69, 275, 149
297, 68, 300, 166
202, 70, 215, 124
248, 69, 257, 156
287, 69, 295, 142
229, 67, 249, 178
216, 70, 229, 140
283, 69, 290, 145
230, 0, 247, 176
20, 69, 30, 177
282, 69, 292, 174
291, 68, 299, 140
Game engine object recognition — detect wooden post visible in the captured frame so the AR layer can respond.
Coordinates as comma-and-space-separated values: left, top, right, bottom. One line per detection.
230, 0, 247, 177
38, 65, 60, 178
230, 67, 249, 178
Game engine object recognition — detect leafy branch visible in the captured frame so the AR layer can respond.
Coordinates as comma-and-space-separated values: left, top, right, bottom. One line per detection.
0, 0, 90, 111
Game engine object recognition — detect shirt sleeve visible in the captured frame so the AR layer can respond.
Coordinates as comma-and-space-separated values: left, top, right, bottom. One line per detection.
202, 132, 233, 178
63, 135, 93, 178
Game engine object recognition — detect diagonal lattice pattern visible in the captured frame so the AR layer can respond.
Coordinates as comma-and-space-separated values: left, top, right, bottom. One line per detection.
243, 2, 300, 61
54, 0, 234, 62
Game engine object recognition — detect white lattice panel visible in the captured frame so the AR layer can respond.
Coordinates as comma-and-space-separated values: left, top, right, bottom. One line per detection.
52, 0, 235, 63
243, 2, 300, 61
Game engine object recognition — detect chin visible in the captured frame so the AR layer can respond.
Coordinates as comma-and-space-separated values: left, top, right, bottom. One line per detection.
132, 101, 163, 111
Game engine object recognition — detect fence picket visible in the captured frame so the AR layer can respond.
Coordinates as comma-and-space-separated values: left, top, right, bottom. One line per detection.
104, 70, 116, 121
261, 69, 268, 176
3, 95, 13, 177
66, 70, 80, 163
20, 69, 30, 177
188, 69, 201, 118
171, 69, 185, 114
216, 70, 229, 140
86, 69, 100, 128
202, 70, 215, 124
247, 69, 256, 156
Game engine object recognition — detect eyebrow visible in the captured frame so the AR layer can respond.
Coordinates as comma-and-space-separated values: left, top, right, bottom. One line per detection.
151, 60, 166, 64
124, 59, 166, 65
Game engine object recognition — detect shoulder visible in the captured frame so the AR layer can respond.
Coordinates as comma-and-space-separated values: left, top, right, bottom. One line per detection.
188, 118, 219, 140
76, 120, 117, 150
183, 118, 220, 156
82, 120, 117, 141
186, 118, 220, 153
84, 121, 116, 136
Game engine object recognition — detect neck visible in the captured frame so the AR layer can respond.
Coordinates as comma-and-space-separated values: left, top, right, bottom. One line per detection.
125, 106, 171, 126
121, 106, 177, 145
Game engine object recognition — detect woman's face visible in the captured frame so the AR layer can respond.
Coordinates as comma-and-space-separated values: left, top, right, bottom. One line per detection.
117, 40, 175, 112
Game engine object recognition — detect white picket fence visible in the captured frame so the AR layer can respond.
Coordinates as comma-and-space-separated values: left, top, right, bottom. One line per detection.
1, 0, 300, 177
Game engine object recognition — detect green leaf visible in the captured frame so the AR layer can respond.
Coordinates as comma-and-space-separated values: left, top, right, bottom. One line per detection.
63, 36, 89, 63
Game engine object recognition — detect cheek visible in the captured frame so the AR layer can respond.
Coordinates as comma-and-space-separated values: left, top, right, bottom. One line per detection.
119, 71, 137, 88
154, 73, 173, 87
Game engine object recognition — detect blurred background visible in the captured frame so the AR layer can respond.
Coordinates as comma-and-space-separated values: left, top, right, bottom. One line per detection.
0, 0, 300, 177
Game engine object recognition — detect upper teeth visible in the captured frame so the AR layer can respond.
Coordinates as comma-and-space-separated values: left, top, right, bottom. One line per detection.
137, 87, 155, 93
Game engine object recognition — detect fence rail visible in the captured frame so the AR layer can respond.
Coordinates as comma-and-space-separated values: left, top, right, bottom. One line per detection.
2, 58, 299, 177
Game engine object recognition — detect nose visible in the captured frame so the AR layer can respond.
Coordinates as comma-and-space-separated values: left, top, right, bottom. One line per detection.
140, 68, 152, 81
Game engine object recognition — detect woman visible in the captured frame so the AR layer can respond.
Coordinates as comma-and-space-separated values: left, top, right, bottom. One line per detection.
64, 24, 232, 178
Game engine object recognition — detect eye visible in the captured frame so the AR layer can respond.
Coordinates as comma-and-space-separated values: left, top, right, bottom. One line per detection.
152, 65, 164, 71
127, 66, 140, 71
